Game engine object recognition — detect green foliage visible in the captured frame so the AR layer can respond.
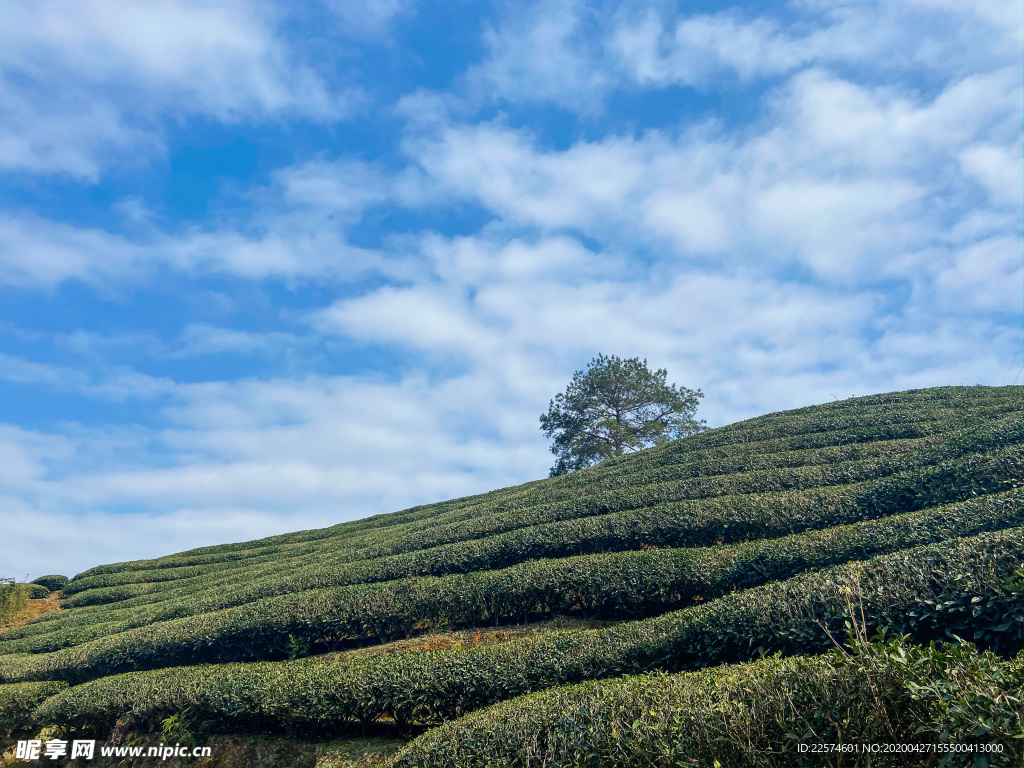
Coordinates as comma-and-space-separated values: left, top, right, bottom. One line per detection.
1, 492, 1020, 680
6, 423, 1020, 644
390, 639, 1024, 768
0, 681, 67, 737
868, 637, 1024, 753
0, 391, 1020, 674
0, 583, 28, 625
57, 384, 1014, 580
286, 634, 311, 660
31, 528, 1024, 733
540, 354, 706, 475
30, 576, 68, 592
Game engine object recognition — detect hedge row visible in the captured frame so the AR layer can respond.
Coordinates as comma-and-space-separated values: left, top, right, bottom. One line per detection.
58, 420, 1024, 614
60, 405, 997, 598
29, 576, 67, 593
0, 681, 67, 737
17, 439, 1022, 659
2, 490, 1020, 672
303, 413, 1023, 565
32, 528, 1024, 733
13, 440, 1022, 661
66, 387, 1016, 582
45, 420, 948, 621
486, 397, 1019, 507
391, 641, 1024, 768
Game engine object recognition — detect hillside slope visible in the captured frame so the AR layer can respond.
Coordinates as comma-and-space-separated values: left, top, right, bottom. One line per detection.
1, 385, 1022, 767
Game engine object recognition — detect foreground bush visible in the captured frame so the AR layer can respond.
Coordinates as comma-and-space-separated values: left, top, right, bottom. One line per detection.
32, 529, 1024, 732
0, 681, 67, 737
391, 639, 1024, 768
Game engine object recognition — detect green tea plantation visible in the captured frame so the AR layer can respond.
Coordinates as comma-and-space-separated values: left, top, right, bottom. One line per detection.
1, 385, 1022, 767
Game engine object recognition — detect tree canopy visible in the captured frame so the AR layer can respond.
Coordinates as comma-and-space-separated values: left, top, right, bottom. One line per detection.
539, 354, 705, 476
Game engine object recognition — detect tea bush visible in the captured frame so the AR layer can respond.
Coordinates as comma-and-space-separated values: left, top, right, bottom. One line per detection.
1, 491, 1019, 673
61, 405, 1020, 603
5, 386, 1022, 752
391, 640, 1024, 768
23, 584, 49, 600
64, 384, 1013, 583
51, 439, 1024, 628
5, 437, 1020, 662
29, 576, 68, 593
33, 528, 1024, 730
0, 681, 67, 737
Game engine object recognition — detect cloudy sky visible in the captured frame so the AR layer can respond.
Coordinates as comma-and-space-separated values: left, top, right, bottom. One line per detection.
1, 0, 1020, 579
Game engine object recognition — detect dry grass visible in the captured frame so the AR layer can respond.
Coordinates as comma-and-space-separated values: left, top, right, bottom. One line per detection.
315, 737, 406, 767
334, 616, 618, 662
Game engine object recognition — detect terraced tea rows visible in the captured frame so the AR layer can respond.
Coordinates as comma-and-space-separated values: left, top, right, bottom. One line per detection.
0, 385, 1020, 766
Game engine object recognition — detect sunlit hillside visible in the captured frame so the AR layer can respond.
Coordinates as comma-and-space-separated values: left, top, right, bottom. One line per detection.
2, 385, 1022, 767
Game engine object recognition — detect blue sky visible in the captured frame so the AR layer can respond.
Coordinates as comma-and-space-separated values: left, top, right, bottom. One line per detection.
1, 0, 1021, 579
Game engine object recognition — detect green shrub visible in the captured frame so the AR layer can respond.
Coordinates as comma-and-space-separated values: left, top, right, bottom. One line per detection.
31, 528, 1024, 731
30, 576, 68, 593
0, 583, 28, 625
23, 584, 50, 600
52, 397, 1019, 620
390, 639, 1024, 768
9, 421, 1021, 628
0, 681, 68, 737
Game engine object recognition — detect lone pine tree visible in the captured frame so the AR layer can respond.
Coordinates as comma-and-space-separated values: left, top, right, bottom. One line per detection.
540, 354, 706, 476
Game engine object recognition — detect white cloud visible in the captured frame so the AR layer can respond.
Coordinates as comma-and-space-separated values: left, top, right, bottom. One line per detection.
320, 0, 416, 38
612, 11, 808, 86
0, 214, 143, 288
0, 0, 357, 179
933, 236, 1024, 313
0, 178, 404, 287
466, 0, 612, 113
471, 0, 1022, 111
403, 64, 1021, 289
0, 351, 176, 401
960, 140, 1024, 207
1, 0, 1020, 582
0, 504, 325, 581
2, 222, 1018, 578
